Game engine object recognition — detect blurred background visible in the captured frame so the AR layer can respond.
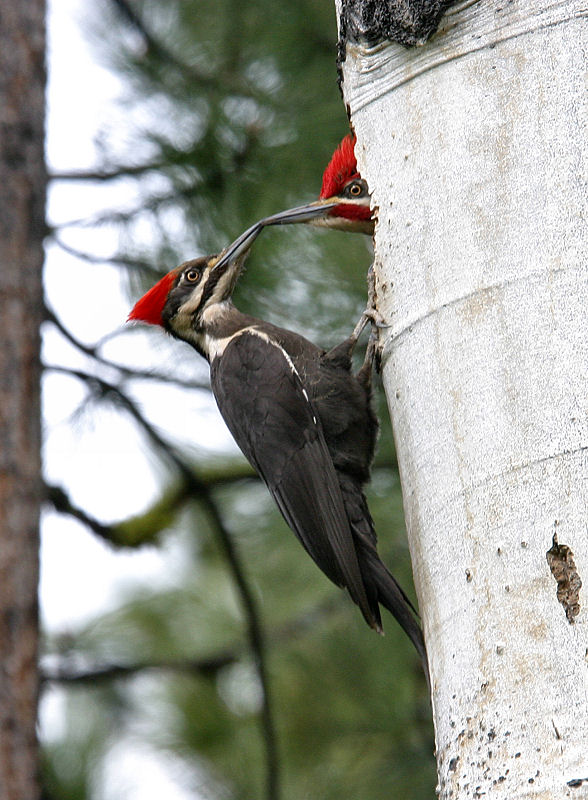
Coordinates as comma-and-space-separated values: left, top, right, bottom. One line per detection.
41, 0, 434, 797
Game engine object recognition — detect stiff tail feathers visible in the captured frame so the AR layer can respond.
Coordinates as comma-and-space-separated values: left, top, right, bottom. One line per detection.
371, 558, 431, 690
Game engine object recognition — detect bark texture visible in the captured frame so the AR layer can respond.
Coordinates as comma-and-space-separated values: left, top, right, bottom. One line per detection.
339, 0, 453, 48
0, 2, 46, 798
338, 0, 587, 797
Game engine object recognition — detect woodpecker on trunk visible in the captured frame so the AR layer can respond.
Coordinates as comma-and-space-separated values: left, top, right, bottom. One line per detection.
129, 224, 428, 679
256, 134, 375, 235
232, 133, 379, 349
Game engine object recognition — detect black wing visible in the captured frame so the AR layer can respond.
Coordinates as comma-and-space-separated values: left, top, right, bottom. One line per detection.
210, 330, 377, 628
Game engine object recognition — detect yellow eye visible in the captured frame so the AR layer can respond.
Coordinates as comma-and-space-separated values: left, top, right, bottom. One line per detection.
185, 269, 200, 283
349, 182, 363, 196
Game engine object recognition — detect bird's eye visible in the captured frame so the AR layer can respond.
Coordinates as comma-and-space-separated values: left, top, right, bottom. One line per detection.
185, 269, 200, 283
348, 181, 364, 197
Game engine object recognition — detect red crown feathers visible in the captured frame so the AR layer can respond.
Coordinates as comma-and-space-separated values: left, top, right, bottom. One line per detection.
128, 269, 179, 326
319, 134, 360, 199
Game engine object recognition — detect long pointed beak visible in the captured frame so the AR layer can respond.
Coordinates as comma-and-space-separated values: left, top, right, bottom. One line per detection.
257, 199, 338, 227
211, 198, 340, 273
211, 198, 338, 273
211, 219, 265, 273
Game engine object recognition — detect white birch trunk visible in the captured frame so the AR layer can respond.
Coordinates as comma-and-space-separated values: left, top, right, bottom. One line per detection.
337, 1, 588, 796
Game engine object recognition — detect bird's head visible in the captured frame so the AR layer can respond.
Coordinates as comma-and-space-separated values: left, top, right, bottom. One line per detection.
128, 221, 263, 346
259, 135, 374, 235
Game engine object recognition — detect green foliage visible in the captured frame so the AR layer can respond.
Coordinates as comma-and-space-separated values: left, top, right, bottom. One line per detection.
43, 0, 435, 797
90, 0, 371, 340
44, 471, 434, 799
109, 481, 190, 546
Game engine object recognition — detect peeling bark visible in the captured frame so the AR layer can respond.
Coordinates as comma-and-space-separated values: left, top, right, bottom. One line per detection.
339, 0, 454, 48
0, 3, 46, 798
546, 533, 582, 624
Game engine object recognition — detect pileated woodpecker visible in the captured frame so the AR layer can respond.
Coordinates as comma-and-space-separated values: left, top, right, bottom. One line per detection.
258, 134, 375, 235
129, 223, 427, 677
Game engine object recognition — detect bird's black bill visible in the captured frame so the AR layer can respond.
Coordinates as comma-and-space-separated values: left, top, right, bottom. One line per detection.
211, 220, 265, 273
211, 200, 339, 274
258, 200, 338, 227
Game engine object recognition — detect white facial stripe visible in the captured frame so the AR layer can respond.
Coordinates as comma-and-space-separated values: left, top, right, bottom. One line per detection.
172, 265, 232, 341
176, 288, 202, 316
207, 268, 235, 307
171, 284, 205, 341
175, 260, 234, 319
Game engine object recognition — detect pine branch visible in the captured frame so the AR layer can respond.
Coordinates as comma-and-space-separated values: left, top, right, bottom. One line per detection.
44, 481, 190, 547
44, 461, 258, 549
49, 161, 173, 182
50, 233, 159, 276
108, 0, 263, 100
42, 651, 237, 684
44, 307, 211, 392
199, 488, 280, 800
41, 598, 341, 685
45, 484, 121, 544
50, 188, 189, 231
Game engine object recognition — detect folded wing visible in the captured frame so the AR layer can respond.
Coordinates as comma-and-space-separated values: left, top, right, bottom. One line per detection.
210, 330, 378, 628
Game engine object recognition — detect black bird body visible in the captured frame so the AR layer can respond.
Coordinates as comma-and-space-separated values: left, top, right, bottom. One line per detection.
130, 239, 427, 674
176, 298, 424, 664
209, 311, 378, 602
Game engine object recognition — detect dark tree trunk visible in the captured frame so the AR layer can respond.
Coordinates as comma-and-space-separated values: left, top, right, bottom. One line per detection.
0, 2, 46, 797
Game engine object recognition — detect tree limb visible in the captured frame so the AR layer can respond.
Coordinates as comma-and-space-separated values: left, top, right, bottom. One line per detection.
44, 307, 212, 392
41, 597, 342, 685
49, 161, 175, 183
50, 233, 159, 276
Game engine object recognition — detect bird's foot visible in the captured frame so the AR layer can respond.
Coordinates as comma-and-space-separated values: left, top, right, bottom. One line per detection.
353, 264, 388, 381
353, 263, 388, 336
328, 263, 387, 374
352, 305, 387, 337
356, 328, 383, 385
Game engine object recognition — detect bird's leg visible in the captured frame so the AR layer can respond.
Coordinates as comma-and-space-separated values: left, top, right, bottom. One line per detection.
324, 262, 386, 377
353, 262, 385, 336
356, 328, 381, 387
355, 262, 387, 385
347, 262, 385, 348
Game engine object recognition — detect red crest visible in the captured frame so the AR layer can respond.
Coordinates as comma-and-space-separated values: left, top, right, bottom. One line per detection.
128, 269, 179, 326
319, 135, 360, 199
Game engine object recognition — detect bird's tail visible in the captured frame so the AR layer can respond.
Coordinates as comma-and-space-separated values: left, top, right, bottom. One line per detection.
338, 473, 430, 689
368, 555, 431, 691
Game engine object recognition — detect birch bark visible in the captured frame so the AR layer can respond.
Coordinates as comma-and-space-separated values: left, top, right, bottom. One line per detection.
337, 1, 588, 796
